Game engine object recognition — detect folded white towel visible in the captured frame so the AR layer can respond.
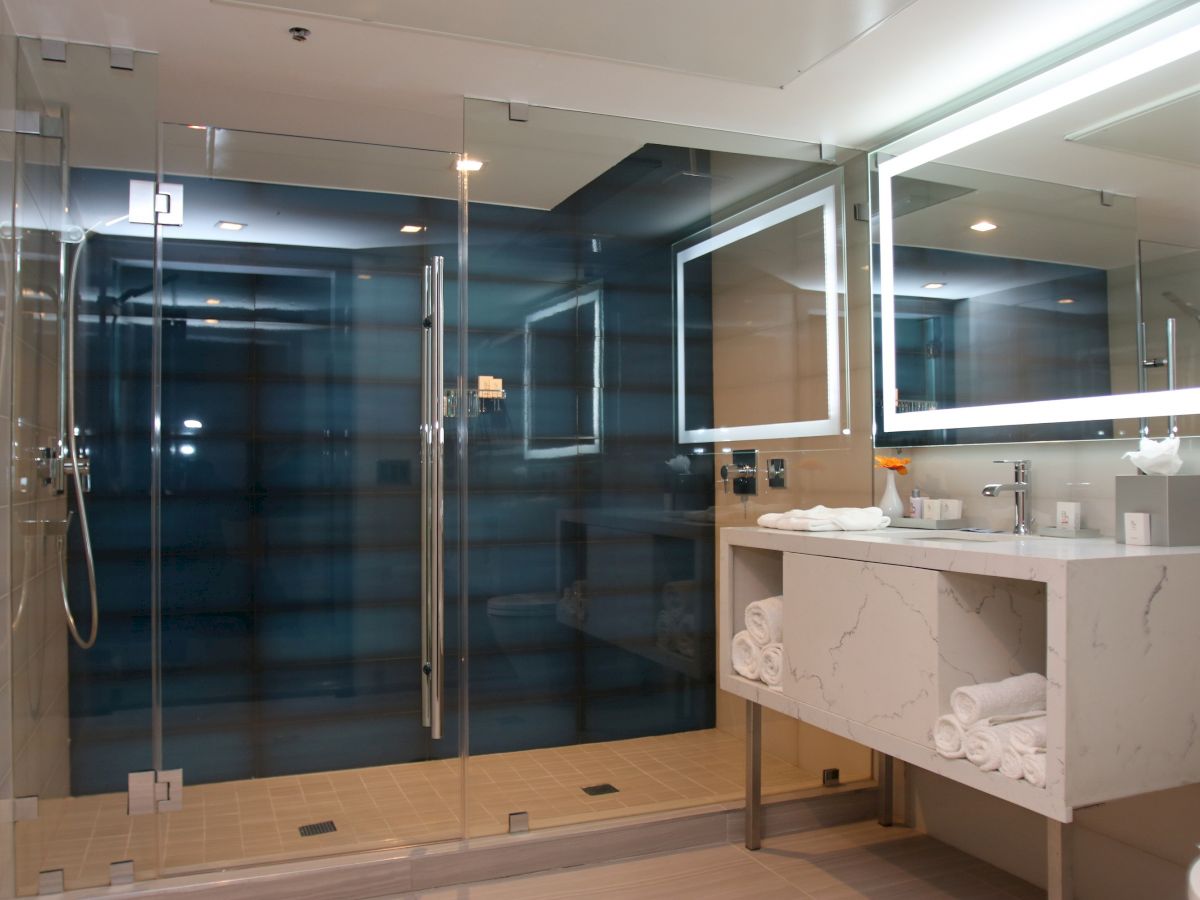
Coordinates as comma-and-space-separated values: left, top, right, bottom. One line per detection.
999, 746, 1026, 780
951, 673, 1046, 726
757, 505, 891, 532
732, 630, 763, 680
1022, 750, 1047, 788
934, 714, 967, 758
1010, 716, 1047, 754
760, 643, 785, 689
964, 721, 1028, 771
745, 596, 783, 646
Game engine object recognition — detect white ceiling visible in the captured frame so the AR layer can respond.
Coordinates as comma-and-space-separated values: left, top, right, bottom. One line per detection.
218, 0, 916, 89
0, 0, 1172, 155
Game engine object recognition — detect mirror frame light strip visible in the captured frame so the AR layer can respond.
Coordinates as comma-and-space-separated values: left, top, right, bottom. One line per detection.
877, 6, 1200, 434
674, 172, 846, 443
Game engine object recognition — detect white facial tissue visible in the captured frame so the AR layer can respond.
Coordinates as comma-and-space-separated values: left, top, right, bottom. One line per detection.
1122, 436, 1183, 476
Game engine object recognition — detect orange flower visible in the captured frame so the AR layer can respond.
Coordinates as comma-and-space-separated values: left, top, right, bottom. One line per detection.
874, 455, 911, 476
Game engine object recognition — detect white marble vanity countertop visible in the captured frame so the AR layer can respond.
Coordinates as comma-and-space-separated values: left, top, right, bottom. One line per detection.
722, 526, 1200, 582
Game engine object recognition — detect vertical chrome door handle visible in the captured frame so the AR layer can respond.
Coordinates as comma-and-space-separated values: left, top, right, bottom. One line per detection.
420, 257, 446, 740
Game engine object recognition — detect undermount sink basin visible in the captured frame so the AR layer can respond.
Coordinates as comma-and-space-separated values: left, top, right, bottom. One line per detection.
884, 529, 1031, 543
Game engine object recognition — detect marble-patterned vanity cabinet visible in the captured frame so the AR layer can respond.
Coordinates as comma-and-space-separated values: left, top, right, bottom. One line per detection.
719, 526, 1200, 823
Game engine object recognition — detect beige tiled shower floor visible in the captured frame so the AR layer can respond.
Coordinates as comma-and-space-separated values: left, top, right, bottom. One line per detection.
15, 729, 820, 895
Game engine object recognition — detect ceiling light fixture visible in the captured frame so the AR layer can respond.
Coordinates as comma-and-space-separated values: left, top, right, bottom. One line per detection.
923, 282, 946, 289
204, 318, 219, 325
216, 221, 246, 231
455, 158, 484, 173
183, 419, 203, 429
1057, 297, 1076, 304
970, 220, 998, 232
205, 298, 221, 306
357, 274, 372, 281
186, 124, 206, 131
400, 224, 425, 233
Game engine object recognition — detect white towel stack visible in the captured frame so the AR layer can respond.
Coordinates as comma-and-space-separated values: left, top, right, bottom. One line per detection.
935, 674, 1049, 788
656, 580, 701, 659
732, 596, 786, 691
757, 506, 891, 532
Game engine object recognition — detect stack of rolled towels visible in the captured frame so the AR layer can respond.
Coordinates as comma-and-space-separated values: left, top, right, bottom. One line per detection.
934, 673, 1048, 788
655, 579, 700, 659
731, 596, 785, 690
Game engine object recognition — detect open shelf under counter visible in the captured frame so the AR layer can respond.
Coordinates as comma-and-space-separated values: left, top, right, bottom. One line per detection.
719, 525, 1200, 824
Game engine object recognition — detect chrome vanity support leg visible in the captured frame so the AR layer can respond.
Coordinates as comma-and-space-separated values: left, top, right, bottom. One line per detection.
746, 701, 762, 850
878, 752, 895, 826
1047, 819, 1073, 900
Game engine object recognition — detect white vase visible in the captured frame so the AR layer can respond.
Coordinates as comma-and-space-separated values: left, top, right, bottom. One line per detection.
878, 469, 904, 520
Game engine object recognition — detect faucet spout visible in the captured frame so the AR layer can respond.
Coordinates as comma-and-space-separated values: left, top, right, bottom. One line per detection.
982, 460, 1032, 534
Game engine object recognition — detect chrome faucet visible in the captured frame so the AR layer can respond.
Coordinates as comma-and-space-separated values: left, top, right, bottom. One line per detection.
982, 459, 1031, 535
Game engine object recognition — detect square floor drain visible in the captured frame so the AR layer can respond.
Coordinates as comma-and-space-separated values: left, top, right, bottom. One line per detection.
298, 820, 337, 837
582, 783, 619, 796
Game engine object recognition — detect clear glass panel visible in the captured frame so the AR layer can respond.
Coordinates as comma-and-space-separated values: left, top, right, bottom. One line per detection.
8, 39, 160, 893
462, 100, 866, 838
150, 124, 462, 874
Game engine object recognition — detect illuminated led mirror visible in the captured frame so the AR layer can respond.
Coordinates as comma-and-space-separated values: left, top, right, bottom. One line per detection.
874, 4, 1200, 441
674, 169, 847, 443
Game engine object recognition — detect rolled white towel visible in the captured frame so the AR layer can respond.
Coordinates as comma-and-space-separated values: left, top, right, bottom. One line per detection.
732, 630, 763, 680
675, 614, 697, 659
999, 746, 1026, 780
745, 596, 783, 646
934, 714, 967, 759
1010, 716, 1047, 754
662, 579, 700, 617
964, 721, 1028, 771
1022, 750, 1047, 788
951, 673, 1046, 726
760, 643, 785, 690
655, 609, 676, 650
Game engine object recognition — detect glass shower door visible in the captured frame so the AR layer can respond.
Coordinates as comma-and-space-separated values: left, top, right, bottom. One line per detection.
148, 125, 464, 874
7, 38, 161, 895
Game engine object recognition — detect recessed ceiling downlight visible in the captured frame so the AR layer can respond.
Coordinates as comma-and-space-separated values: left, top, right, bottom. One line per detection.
970, 220, 998, 232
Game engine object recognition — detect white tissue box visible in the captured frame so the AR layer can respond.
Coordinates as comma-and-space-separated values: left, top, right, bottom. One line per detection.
1115, 475, 1200, 546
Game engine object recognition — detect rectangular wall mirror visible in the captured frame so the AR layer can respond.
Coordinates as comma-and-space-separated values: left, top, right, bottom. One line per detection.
872, 5, 1200, 446
674, 169, 848, 443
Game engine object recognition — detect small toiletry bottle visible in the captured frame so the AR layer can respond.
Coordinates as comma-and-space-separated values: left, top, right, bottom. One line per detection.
909, 488, 923, 519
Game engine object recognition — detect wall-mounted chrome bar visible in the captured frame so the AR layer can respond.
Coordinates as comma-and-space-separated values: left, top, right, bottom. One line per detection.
1166, 317, 1178, 436
420, 257, 446, 740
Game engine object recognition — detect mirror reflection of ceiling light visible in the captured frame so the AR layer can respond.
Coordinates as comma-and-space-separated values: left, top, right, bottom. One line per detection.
183, 419, 203, 429
186, 124, 206, 130
923, 282, 946, 289
455, 158, 484, 172
179, 444, 196, 456
1058, 297, 1076, 304
399, 224, 425, 233
970, 220, 998, 232
216, 220, 246, 231
357, 274, 372, 280
204, 318, 219, 325
205, 298, 221, 305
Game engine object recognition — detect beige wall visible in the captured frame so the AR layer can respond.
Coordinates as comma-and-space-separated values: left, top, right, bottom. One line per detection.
711, 155, 875, 786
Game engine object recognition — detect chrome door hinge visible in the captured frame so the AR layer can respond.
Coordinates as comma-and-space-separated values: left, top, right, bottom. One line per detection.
129, 179, 184, 226
127, 769, 183, 815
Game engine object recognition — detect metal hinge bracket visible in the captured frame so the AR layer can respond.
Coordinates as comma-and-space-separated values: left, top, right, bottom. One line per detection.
129, 179, 184, 226
127, 769, 183, 815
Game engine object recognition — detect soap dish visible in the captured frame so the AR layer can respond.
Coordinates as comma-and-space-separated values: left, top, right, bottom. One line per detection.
889, 517, 966, 530
1038, 526, 1101, 539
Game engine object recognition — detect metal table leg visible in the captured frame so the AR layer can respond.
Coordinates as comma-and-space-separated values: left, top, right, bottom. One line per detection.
878, 752, 894, 826
746, 701, 762, 850
1047, 819, 1073, 900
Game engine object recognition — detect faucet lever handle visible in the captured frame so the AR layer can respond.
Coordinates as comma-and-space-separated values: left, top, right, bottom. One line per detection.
992, 459, 1030, 465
